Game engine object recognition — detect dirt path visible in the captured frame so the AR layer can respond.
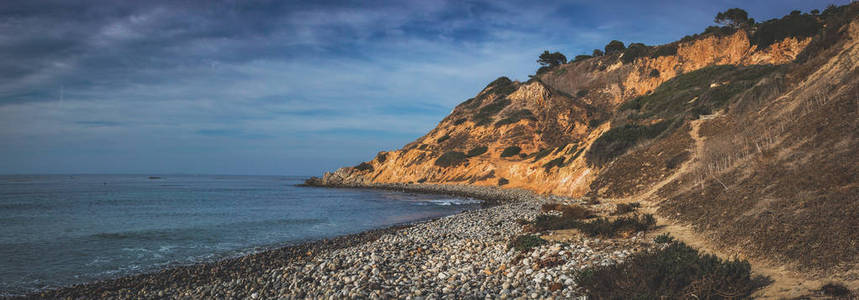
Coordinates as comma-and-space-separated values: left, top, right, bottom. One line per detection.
603, 113, 836, 299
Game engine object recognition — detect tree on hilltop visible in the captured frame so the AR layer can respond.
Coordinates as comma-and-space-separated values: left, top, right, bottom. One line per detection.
537, 51, 567, 67
715, 8, 754, 28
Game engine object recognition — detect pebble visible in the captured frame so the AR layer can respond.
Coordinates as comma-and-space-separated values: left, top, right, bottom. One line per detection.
31, 184, 658, 299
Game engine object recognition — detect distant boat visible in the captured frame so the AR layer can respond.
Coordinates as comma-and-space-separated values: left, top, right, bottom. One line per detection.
148, 176, 162, 180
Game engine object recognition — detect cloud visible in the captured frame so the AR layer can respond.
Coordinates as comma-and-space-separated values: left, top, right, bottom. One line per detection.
0, 0, 850, 175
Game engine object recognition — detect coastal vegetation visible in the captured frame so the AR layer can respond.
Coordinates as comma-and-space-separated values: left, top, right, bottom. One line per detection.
434, 151, 468, 167
577, 240, 756, 299
466, 146, 488, 157
500, 146, 521, 157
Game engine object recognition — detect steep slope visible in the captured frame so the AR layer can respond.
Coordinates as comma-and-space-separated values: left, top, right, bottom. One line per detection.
314, 23, 810, 196
311, 4, 859, 280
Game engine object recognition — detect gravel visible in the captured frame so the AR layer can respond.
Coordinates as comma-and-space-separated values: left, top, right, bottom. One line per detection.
18, 184, 656, 299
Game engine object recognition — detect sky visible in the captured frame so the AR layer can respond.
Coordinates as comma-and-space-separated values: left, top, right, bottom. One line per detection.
0, 0, 848, 176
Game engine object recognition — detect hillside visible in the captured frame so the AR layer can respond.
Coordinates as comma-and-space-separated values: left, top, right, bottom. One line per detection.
310, 3, 859, 291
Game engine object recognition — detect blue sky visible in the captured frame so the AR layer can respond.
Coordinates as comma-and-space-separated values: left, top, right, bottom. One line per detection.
0, 0, 847, 175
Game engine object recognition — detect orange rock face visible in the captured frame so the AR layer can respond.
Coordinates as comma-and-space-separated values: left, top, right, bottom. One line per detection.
319, 31, 811, 197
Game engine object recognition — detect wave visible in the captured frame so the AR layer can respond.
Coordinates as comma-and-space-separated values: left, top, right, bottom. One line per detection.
90, 218, 326, 241
416, 198, 482, 206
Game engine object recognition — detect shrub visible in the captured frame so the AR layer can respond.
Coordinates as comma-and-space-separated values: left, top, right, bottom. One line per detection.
434, 151, 468, 167
649, 69, 660, 78
592, 49, 604, 57
532, 206, 593, 231
577, 241, 755, 299
375, 152, 387, 163
621, 43, 649, 64
497, 177, 509, 186
354, 162, 374, 172
508, 235, 548, 252
703, 25, 737, 37
585, 122, 670, 166
495, 109, 537, 127
543, 157, 566, 171
613, 202, 641, 215
417, 178, 427, 183
604, 40, 625, 54
453, 118, 467, 125
540, 203, 563, 212
560, 205, 593, 219
473, 98, 512, 126
531, 148, 554, 161
576, 89, 589, 97
654, 233, 674, 244
436, 134, 450, 143
650, 44, 677, 58
484, 77, 517, 96
573, 54, 592, 62
500, 146, 521, 157
466, 146, 488, 157
820, 283, 852, 297
533, 215, 581, 231
619, 96, 644, 111
752, 12, 821, 49
575, 214, 655, 237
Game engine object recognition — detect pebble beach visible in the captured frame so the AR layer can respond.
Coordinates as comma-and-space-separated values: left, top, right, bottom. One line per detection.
20, 184, 657, 299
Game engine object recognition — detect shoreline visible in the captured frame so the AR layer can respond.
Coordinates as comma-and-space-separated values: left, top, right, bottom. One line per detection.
12, 183, 561, 299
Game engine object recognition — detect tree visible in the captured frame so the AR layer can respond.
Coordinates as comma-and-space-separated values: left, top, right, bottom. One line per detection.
715, 8, 753, 28
592, 49, 604, 57
537, 51, 567, 67
604, 40, 625, 54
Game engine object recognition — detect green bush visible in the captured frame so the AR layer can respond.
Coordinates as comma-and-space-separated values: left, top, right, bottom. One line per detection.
531, 148, 554, 161
508, 235, 548, 252
577, 241, 755, 299
495, 109, 537, 127
543, 157, 566, 171
466, 146, 488, 157
354, 162, 374, 172
473, 98, 512, 126
820, 283, 852, 298
649, 69, 660, 78
533, 213, 653, 237
453, 118, 467, 125
604, 40, 625, 54
654, 233, 674, 244
752, 11, 821, 50
436, 135, 450, 143
485, 77, 517, 96
575, 214, 656, 237
650, 44, 677, 58
500, 146, 522, 157
497, 177, 509, 186
375, 153, 387, 163
434, 151, 468, 167
621, 43, 649, 64
585, 122, 670, 166
613, 202, 641, 215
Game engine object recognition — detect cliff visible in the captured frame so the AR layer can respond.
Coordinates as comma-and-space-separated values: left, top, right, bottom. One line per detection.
311, 4, 859, 281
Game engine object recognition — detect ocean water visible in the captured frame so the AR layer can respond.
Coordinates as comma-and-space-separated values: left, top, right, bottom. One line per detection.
0, 175, 481, 296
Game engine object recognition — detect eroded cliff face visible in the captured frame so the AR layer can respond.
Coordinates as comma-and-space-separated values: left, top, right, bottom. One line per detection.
318, 29, 811, 197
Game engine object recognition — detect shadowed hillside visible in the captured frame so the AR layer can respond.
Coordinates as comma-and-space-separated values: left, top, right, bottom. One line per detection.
310, 3, 859, 293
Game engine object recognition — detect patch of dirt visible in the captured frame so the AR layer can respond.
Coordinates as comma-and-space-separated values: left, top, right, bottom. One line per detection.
587, 123, 694, 198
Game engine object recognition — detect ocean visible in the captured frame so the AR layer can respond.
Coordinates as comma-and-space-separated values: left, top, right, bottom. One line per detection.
0, 175, 481, 296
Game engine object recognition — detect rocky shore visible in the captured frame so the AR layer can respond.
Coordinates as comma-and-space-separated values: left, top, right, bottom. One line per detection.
19, 184, 657, 299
